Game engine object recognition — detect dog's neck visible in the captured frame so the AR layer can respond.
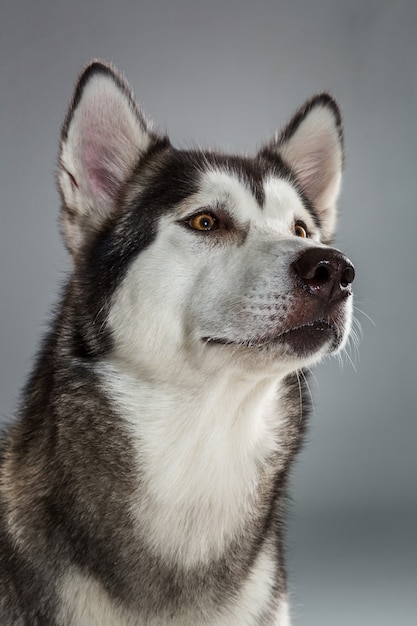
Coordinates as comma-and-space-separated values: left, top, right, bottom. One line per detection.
99, 359, 288, 566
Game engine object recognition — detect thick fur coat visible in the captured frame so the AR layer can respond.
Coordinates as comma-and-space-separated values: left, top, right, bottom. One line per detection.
0, 61, 354, 625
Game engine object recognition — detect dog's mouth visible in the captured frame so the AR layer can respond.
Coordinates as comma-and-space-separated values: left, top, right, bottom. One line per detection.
203, 319, 339, 357
273, 320, 337, 356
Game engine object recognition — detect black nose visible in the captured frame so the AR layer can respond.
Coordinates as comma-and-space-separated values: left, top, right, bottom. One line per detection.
292, 247, 355, 302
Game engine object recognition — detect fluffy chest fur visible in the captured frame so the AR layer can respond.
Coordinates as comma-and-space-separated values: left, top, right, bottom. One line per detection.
100, 363, 287, 565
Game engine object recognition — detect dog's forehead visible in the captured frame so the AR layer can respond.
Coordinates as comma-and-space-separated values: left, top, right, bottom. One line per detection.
195, 169, 305, 226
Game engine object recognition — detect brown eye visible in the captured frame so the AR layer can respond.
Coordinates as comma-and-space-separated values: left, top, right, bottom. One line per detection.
294, 222, 308, 238
188, 212, 218, 232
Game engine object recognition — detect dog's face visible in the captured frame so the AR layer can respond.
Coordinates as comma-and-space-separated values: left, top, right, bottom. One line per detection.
59, 62, 354, 381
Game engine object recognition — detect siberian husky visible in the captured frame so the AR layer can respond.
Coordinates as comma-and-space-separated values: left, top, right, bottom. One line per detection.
0, 61, 354, 625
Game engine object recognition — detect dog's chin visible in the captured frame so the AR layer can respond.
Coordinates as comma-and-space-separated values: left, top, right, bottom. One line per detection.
202, 320, 342, 361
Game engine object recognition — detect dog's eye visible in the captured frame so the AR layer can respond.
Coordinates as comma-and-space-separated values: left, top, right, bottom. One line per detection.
188, 212, 218, 232
294, 222, 308, 238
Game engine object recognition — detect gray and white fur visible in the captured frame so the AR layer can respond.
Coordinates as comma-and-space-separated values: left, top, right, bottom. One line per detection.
0, 61, 354, 625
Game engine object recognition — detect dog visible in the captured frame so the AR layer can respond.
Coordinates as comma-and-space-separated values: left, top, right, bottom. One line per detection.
0, 60, 354, 625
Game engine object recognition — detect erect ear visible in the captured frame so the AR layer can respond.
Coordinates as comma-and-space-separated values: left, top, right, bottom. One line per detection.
260, 94, 344, 241
59, 60, 159, 255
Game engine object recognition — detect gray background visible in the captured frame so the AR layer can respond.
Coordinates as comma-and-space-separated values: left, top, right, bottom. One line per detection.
1, 0, 416, 623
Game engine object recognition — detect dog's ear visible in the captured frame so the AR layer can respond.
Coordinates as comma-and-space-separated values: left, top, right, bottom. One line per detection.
59, 61, 161, 255
260, 94, 343, 241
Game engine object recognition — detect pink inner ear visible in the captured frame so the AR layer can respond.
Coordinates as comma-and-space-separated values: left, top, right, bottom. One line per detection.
79, 104, 133, 205
61, 68, 151, 229
84, 142, 120, 201
294, 140, 335, 202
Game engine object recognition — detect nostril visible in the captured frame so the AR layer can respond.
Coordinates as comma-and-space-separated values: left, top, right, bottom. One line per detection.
293, 252, 333, 285
313, 262, 331, 285
341, 264, 355, 288
293, 252, 331, 282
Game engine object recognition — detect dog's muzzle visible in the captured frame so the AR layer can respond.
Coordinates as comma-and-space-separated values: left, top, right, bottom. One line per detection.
202, 247, 355, 360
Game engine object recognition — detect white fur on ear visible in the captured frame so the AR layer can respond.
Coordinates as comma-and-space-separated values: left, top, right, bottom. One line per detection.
59, 61, 155, 254
263, 95, 343, 241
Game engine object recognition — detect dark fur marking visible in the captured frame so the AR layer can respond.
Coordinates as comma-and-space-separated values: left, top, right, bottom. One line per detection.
257, 149, 323, 231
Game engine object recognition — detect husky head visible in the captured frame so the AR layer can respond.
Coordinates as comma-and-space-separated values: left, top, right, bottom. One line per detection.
58, 61, 354, 382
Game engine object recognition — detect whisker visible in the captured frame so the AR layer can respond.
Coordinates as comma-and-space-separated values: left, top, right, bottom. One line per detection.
295, 371, 304, 423
353, 304, 376, 327
298, 368, 315, 419
342, 346, 357, 373
305, 366, 319, 389
347, 323, 361, 363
